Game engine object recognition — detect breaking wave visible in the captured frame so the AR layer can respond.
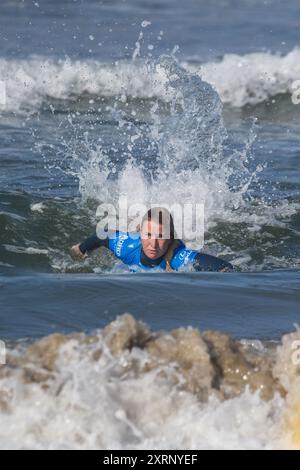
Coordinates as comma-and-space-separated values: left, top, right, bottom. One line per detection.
1, 49, 300, 114
0, 314, 299, 449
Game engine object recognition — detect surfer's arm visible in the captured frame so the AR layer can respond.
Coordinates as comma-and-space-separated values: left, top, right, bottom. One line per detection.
70, 233, 109, 259
192, 252, 234, 272
79, 233, 109, 254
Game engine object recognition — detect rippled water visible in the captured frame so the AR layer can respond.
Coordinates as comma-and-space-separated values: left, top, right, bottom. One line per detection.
0, 0, 300, 450
0, 0, 299, 332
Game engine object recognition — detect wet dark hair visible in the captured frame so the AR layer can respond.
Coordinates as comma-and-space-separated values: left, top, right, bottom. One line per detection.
140, 207, 175, 240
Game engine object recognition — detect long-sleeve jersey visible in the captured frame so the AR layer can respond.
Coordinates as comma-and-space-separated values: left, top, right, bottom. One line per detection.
79, 231, 234, 273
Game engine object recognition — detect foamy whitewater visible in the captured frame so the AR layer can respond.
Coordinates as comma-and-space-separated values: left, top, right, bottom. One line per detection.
1, 49, 300, 113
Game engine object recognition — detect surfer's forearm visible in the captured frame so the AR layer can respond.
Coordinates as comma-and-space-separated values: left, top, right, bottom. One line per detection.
193, 252, 234, 272
79, 233, 109, 254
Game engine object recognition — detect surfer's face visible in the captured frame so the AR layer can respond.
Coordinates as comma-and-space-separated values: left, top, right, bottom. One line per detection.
141, 220, 171, 260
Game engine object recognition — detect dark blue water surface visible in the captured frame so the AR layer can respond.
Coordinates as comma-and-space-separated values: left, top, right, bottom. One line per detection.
0, 0, 299, 340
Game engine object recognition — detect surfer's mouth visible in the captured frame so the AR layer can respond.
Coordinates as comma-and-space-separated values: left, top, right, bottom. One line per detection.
148, 250, 160, 257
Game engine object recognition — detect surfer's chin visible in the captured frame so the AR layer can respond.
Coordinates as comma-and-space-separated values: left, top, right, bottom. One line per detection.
147, 252, 159, 259
144, 249, 163, 259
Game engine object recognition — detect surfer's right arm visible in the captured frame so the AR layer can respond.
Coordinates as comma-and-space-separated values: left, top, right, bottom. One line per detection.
70, 233, 109, 259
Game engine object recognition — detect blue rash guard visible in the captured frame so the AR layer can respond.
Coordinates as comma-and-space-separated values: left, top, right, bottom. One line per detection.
79, 231, 234, 273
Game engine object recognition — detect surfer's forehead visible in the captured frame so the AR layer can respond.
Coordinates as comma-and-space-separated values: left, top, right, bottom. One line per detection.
141, 220, 171, 239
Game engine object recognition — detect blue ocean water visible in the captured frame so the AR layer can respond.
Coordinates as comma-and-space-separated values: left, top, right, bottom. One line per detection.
0, 0, 299, 341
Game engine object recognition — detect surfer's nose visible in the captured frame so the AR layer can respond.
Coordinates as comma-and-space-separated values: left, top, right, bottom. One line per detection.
149, 237, 158, 248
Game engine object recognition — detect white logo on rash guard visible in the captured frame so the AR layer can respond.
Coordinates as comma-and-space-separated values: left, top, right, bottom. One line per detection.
115, 234, 128, 257
178, 250, 193, 264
